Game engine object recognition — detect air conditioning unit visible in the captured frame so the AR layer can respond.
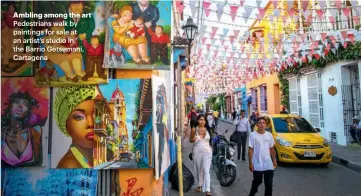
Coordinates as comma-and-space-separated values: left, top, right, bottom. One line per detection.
329, 132, 337, 143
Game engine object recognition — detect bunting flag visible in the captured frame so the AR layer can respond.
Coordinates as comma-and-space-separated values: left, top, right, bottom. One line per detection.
176, 1, 184, 14
223, 28, 229, 37
342, 8, 351, 17
301, 0, 309, 11
216, 3, 225, 21
240, 0, 245, 7
203, 1, 212, 17
243, 7, 253, 20
229, 5, 239, 22
233, 30, 240, 38
270, 0, 278, 8
335, 0, 342, 8
255, 0, 262, 8
190, 4, 198, 17
257, 8, 266, 20
316, 9, 324, 19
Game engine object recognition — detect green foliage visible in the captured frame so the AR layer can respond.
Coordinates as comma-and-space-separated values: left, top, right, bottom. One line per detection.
98, 32, 106, 44
106, 124, 114, 136
162, 25, 171, 35
278, 42, 361, 110
133, 83, 141, 121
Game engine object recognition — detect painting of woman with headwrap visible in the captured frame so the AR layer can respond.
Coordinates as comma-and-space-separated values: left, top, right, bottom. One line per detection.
1, 78, 49, 167
52, 85, 96, 168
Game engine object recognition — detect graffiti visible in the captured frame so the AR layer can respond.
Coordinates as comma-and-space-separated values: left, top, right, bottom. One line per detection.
122, 178, 144, 196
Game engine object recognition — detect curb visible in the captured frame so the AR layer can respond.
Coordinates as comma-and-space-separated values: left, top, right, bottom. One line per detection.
219, 118, 361, 173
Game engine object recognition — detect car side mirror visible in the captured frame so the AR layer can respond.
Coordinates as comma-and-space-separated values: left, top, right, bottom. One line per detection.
315, 128, 321, 132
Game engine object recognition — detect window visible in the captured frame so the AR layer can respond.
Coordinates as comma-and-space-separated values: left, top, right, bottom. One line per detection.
289, 78, 302, 115
251, 88, 258, 111
260, 85, 267, 112
307, 73, 323, 128
273, 117, 317, 133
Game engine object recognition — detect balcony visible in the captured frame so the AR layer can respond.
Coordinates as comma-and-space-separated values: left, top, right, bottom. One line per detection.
95, 122, 108, 137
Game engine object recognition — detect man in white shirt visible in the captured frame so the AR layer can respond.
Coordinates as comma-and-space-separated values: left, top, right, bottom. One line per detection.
207, 111, 214, 128
248, 117, 277, 196
233, 109, 251, 162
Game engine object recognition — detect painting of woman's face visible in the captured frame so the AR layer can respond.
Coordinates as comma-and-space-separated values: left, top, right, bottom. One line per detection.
121, 10, 133, 22
66, 100, 95, 149
8, 4, 15, 12
10, 98, 30, 119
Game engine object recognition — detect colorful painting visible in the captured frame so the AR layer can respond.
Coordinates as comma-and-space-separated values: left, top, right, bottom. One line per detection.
1, 1, 33, 76
3, 167, 98, 196
95, 79, 153, 169
152, 75, 171, 179
34, 1, 108, 86
1, 78, 49, 167
51, 86, 96, 168
103, 1, 171, 70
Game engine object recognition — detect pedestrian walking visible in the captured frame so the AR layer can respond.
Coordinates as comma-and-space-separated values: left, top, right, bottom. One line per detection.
233, 109, 251, 162
350, 116, 361, 144
187, 107, 198, 128
232, 108, 237, 120
189, 114, 212, 196
213, 110, 219, 128
280, 106, 288, 114
207, 111, 214, 129
248, 117, 277, 196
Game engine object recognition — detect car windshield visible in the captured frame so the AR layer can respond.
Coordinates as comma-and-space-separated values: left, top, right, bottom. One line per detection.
272, 117, 317, 133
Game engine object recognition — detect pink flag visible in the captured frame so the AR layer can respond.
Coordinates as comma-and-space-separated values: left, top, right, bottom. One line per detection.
341, 30, 348, 39
320, 33, 327, 41
329, 16, 336, 25
233, 30, 240, 38
230, 5, 239, 21
348, 34, 355, 44
335, 0, 342, 8
211, 27, 218, 38
203, 1, 212, 17
342, 8, 351, 17
271, 0, 278, 8
343, 42, 348, 49
176, 1, 185, 14
258, 8, 266, 19
230, 36, 235, 43
301, 0, 309, 10
353, 16, 360, 26
220, 40, 225, 46
316, 9, 324, 19
240, 0, 245, 7
202, 37, 207, 44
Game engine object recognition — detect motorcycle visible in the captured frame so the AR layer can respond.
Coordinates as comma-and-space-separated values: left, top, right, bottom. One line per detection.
211, 129, 237, 187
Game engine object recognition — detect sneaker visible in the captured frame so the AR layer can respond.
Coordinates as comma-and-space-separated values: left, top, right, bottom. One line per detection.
242, 160, 247, 163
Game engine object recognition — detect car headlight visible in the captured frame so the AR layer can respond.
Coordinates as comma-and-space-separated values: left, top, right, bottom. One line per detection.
276, 137, 293, 147
323, 140, 329, 147
229, 148, 235, 156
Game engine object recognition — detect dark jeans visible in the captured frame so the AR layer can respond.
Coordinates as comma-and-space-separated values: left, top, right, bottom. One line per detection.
249, 170, 274, 196
190, 120, 196, 128
214, 117, 218, 127
236, 132, 247, 160
349, 128, 361, 142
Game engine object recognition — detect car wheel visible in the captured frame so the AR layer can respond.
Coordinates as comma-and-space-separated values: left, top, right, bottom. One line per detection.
319, 163, 329, 168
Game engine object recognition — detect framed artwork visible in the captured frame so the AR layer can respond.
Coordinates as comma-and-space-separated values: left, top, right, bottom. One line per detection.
95, 79, 153, 169
3, 167, 98, 196
152, 75, 171, 179
103, 1, 171, 70
1, 78, 49, 167
33, 1, 108, 86
51, 85, 96, 168
1, 1, 33, 76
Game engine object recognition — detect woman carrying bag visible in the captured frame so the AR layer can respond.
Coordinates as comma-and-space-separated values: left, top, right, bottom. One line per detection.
189, 114, 212, 196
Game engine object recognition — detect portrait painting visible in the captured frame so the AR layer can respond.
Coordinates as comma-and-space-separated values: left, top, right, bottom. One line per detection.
1, 78, 49, 167
3, 167, 98, 196
152, 74, 171, 179
1, 1, 33, 76
51, 85, 96, 168
95, 79, 153, 169
34, 1, 108, 86
103, 0, 171, 70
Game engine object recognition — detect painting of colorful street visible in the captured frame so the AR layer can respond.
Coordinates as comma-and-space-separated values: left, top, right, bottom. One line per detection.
94, 79, 153, 169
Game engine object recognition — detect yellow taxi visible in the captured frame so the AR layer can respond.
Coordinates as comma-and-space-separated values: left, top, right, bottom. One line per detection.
255, 114, 332, 166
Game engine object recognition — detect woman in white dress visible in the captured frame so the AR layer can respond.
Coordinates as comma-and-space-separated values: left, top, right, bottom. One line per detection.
189, 114, 212, 196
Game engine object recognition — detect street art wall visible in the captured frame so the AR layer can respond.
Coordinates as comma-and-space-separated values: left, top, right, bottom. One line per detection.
34, 1, 108, 86
1, 1, 33, 76
51, 86, 96, 168
104, 1, 172, 70
1, 78, 49, 167
3, 167, 98, 196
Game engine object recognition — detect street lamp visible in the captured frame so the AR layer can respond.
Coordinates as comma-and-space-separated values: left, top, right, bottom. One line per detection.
181, 17, 198, 55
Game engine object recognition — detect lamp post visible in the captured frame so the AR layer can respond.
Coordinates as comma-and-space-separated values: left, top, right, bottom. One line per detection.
172, 16, 198, 196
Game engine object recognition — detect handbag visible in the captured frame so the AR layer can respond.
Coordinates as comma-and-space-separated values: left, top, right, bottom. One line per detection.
230, 125, 238, 143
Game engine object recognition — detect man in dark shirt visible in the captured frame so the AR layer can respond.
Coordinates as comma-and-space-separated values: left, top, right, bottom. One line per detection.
232, 108, 237, 120
280, 106, 288, 114
131, 0, 160, 47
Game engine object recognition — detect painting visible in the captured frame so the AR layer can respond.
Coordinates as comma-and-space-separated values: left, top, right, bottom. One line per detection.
1, 78, 49, 167
3, 167, 98, 196
51, 85, 96, 168
34, 1, 108, 86
103, 0, 171, 70
152, 74, 171, 179
94, 79, 153, 169
1, 1, 33, 76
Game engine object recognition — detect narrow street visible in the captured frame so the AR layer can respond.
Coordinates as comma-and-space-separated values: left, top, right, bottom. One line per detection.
103, 160, 138, 169
172, 121, 361, 196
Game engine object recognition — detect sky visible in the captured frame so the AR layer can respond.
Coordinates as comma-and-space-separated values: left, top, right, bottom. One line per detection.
157, 0, 172, 27
98, 79, 141, 145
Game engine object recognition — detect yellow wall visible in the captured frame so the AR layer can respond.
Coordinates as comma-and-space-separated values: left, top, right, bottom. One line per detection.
246, 73, 282, 114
